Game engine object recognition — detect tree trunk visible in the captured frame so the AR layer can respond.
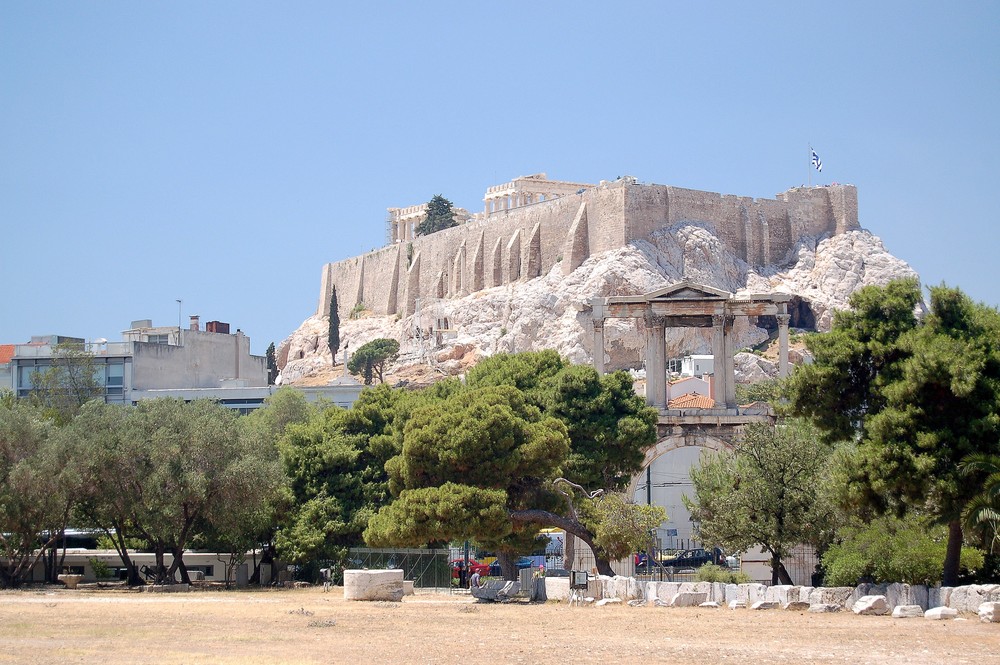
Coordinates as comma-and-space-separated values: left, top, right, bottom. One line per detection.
564, 532, 575, 571
770, 555, 782, 586
942, 519, 963, 587
777, 561, 793, 585
496, 551, 517, 581
509, 509, 615, 577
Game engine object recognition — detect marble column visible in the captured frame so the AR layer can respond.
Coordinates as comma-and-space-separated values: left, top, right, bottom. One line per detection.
592, 299, 606, 375
711, 313, 727, 407
723, 314, 737, 408
777, 311, 790, 378
644, 312, 666, 408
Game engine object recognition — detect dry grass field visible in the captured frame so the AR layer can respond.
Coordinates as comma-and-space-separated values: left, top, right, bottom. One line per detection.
1, 585, 998, 664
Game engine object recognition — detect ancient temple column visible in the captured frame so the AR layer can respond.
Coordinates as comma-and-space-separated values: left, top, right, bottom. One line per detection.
593, 321, 605, 375
777, 311, 790, 378
592, 298, 606, 376
645, 312, 666, 408
723, 314, 737, 409
711, 314, 727, 408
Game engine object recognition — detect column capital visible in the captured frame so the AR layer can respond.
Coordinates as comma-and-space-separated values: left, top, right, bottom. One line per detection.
776, 313, 791, 326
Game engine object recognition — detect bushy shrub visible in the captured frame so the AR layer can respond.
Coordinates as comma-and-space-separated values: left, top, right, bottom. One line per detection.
822, 514, 984, 586
695, 563, 751, 584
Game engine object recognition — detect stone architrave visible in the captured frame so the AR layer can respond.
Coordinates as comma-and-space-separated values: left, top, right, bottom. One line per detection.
891, 605, 924, 618
978, 601, 1000, 623
925, 606, 958, 620
852, 595, 890, 615
343, 569, 404, 602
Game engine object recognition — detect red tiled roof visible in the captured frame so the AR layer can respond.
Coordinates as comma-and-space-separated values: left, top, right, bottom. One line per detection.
667, 392, 716, 409
0, 344, 14, 364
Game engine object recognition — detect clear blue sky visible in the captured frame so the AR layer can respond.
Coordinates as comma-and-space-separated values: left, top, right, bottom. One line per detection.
3, 2, 998, 354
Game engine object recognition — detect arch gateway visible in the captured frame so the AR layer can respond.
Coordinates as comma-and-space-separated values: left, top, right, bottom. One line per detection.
591, 281, 784, 544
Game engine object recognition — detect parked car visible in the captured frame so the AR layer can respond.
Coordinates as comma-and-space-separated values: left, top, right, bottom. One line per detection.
488, 557, 533, 577
450, 559, 491, 580
635, 548, 723, 572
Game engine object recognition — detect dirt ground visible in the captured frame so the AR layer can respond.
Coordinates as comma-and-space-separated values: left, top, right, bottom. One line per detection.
1, 585, 997, 664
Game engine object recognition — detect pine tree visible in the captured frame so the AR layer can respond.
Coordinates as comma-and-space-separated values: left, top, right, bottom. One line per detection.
328, 286, 340, 359
416, 195, 458, 236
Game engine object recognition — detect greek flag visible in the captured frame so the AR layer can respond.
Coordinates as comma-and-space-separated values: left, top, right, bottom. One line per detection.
811, 148, 823, 172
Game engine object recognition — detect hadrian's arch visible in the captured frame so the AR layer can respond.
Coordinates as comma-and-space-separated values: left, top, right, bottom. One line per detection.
627, 432, 735, 547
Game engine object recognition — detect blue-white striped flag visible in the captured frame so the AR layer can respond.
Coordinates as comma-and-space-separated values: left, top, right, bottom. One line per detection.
811, 148, 823, 172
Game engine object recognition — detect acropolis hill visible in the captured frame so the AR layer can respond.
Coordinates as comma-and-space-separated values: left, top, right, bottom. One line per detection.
279, 174, 915, 384
316, 174, 859, 320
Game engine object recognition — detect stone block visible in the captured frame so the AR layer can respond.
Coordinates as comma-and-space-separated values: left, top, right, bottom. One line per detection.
950, 585, 1000, 613
808, 603, 841, 613
699, 601, 720, 608
928, 586, 952, 609
144, 583, 190, 593
978, 602, 1000, 623
925, 606, 958, 620
766, 585, 801, 605
797, 586, 814, 603
728, 599, 747, 610
343, 569, 404, 602
544, 577, 570, 601
750, 600, 779, 610
853, 595, 889, 615
724, 583, 739, 604
649, 582, 681, 604
595, 598, 622, 606
709, 582, 726, 603
783, 601, 810, 611
807, 587, 854, 607
403, 580, 414, 596
891, 605, 924, 618
670, 591, 708, 607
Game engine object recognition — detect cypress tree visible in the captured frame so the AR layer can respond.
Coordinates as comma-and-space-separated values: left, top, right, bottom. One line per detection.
265, 342, 278, 385
328, 286, 340, 358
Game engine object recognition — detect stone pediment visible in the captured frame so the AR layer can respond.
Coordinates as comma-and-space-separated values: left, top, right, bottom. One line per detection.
647, 281, 732, 301
605, 280, 732, 305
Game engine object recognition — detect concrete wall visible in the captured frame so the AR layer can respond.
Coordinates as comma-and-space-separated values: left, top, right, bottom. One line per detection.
131, 330, 266, 390
316, 180, 859, 320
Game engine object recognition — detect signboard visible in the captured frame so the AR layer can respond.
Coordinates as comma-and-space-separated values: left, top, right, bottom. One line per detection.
569, 570, 589, 590
665, 529, 678, 537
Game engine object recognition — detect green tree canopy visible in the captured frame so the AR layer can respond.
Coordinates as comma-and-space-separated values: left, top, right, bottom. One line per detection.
364, 353, 661, 576
347, 338, 399, 385
27, 342, 103, 424
415, 194, 458, 236
71, 399, 286, 585
789, 279, 1000, 585
684, 419, 836, 584
0, 400, 77, 587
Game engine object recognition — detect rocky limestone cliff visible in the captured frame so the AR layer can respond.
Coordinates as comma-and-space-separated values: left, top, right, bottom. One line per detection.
278, 227, 917, 387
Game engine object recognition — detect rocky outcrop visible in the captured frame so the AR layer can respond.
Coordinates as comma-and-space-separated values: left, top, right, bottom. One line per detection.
278, 227, 917, 386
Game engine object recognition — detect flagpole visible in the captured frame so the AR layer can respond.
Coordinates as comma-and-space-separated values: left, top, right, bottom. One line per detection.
807, 145, 812, 187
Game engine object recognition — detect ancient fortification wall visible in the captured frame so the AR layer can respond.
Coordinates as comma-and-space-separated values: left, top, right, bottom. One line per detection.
317, 178, 858, 320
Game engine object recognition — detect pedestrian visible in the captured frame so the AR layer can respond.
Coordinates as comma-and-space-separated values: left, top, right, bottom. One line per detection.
469, 568, 482, 589
320, 567, 331, 592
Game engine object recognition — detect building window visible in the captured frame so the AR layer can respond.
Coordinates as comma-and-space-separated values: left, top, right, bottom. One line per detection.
146, 334, 170, 345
